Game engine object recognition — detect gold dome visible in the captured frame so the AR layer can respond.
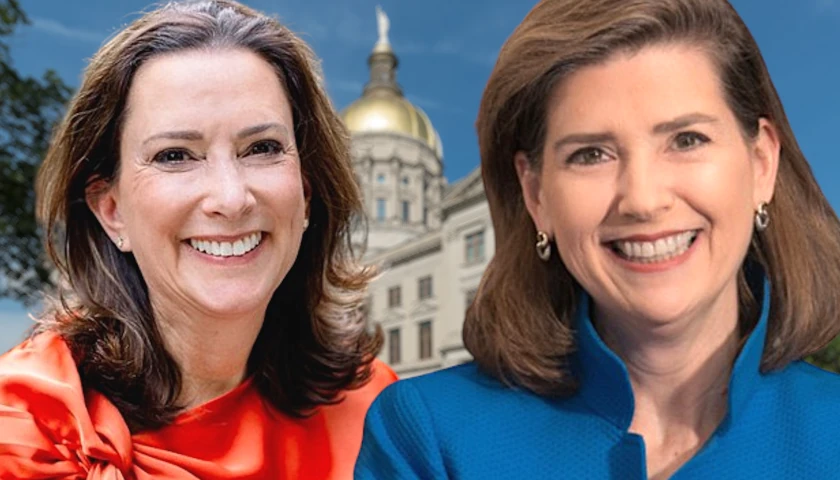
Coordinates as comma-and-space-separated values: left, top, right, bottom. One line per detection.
342, 92, 442, 159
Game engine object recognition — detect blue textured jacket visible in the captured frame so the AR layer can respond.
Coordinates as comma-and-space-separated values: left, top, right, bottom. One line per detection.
355, 288, 840, 479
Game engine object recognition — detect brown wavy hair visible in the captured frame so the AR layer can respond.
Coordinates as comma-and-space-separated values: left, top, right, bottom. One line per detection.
467, 0, 840, 396
35, 0, 382, 432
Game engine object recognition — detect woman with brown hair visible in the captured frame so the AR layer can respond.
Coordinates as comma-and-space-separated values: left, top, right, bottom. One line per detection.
356, 0, 840, 478
0, 1, 395, 478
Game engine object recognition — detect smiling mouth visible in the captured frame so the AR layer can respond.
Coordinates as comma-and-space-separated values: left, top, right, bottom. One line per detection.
188, 232, 263, 258
609, 230, 699, 263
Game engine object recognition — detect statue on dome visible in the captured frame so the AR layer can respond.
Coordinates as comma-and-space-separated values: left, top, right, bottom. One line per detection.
375, 6, 390, 47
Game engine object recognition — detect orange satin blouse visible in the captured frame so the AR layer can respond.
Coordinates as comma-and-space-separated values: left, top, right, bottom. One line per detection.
0, 332, 396, 479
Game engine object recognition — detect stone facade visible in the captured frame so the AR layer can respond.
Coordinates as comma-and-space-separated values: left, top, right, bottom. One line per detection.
343, 15, 493, 378
362, 169, 492, 378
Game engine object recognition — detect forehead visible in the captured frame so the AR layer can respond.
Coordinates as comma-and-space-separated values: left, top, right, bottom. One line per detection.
123, 48, 291, 132
546, 44, 729, 128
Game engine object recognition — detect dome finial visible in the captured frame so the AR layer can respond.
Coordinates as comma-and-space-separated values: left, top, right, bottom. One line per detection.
375, 6, 391, 50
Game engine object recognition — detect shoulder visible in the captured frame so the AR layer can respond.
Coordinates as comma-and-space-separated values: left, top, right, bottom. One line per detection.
769, 360, 840, 393
356, 363, 552, 478
0, 331, 79, 389
767, 360, 840, 403
332, 358, 397, 413
371, 358, 399, 387
385, 361, 535, 402
314, 358, 397, 429
370, 362, 546, 429
0, 332, 133, 476
756, 360, 840, 434
364, 362, 497, 426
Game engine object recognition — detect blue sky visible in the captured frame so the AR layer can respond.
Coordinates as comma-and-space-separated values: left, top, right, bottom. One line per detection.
1, 0, 839, 351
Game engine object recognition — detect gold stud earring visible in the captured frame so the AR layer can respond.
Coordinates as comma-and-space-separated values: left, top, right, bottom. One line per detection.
536, 231, 551, 261
303, 218, 309, 230
754, 202, 769, 232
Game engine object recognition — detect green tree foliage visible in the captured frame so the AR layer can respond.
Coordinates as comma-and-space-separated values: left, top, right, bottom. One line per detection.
0, 0, 72, 305
809, 337, 840, 374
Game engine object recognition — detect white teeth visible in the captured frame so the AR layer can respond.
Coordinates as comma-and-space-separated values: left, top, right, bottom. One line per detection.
654, 238, 668, 256
188, 232, 262, 258
233, 239, 245, 256
613, 231, 697, 263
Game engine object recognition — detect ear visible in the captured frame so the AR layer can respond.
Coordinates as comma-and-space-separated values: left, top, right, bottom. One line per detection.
751, 117, 781, 207
85, 178, 129, 250
514, 151, 551, 234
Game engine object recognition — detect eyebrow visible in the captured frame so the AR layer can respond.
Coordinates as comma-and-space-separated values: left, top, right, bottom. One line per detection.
141, 122, 291, 146
142, 130, 203, 146
552, 132, 617, 153
651, 112, 719, 134
551, 112, 719, 153
236, 122, 290, 140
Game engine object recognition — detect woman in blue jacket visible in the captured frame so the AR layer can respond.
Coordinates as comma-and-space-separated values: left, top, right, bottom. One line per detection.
355, 0, 840, 478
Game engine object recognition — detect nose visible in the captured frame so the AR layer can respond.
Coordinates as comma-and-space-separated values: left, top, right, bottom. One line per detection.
201, 155, 256, 219
614, 151, 673, 221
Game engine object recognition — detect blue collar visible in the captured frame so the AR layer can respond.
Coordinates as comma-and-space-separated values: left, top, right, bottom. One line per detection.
573, 280, 770, 431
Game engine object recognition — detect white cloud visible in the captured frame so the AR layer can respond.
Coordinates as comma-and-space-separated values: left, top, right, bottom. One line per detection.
30, 17, 104, 44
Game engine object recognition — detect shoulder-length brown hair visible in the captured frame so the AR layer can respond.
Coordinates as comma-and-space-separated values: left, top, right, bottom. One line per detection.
35, 0, 381, 431
467, 0, 840, 396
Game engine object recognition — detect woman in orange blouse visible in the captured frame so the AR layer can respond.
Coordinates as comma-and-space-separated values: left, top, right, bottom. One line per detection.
0, 1, 395, 478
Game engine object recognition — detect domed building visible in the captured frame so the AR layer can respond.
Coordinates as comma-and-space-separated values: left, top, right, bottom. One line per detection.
342, 24, 445, 255
342, 9, 493, 378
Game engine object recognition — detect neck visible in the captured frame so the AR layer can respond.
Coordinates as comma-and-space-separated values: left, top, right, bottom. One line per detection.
594, 283, 740, 479
152, 298, 265, 410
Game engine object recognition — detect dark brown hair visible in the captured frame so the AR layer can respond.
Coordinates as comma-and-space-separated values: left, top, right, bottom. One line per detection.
35, 0, 381, 431
468, 0, 840, 396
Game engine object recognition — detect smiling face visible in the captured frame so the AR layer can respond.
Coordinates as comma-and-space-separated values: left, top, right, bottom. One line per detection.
89, 48, 308, 323
517, 43, 779, 330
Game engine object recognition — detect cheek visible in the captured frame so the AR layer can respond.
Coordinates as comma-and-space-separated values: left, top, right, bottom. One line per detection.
544, 176, 612, 246
682, 152, 755, 222
257, 172, 306, 218
122, 175, 194, 240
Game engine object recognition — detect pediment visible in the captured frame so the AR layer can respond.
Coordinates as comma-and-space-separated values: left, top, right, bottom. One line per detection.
409, 299, 439, 317
377, 308, 405, 325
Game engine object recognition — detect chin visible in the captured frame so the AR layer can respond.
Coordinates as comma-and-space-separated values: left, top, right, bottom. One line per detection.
627, 297, 699, 326
191, 283, 275, 319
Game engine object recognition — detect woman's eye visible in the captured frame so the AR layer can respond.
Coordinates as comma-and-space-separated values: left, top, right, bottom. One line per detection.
152, 149, 192, 164
567, 147, 609, 165
246, 140, 284, 157
673, 132, 710, 150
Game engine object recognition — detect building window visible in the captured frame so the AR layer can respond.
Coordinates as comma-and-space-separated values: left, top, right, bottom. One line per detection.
419, 321, 432, 360
362, 295, 372, 318
402, 200, 410, 223
388, 328, 401, 364
376, 198, 386, 221
465, 230, 485, 264
377, 173, 385, 183
418, 275, 433, 300
388, 285, 402, 308
465, 288, 478, 311
402, 176, 410, 185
